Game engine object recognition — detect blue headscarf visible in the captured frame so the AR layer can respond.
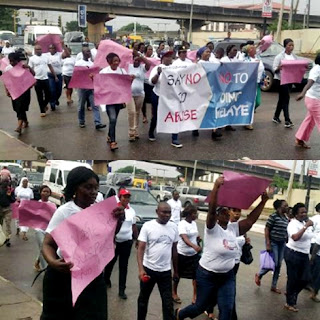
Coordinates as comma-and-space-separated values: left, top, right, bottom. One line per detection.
197, 46, 208, 59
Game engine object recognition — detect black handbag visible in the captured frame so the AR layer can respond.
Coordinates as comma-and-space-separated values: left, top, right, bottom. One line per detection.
240, 243, 254, 265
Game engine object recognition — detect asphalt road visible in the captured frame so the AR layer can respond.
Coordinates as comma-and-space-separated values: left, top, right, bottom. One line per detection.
0, 219, 319, 320
0, 85, 319, 159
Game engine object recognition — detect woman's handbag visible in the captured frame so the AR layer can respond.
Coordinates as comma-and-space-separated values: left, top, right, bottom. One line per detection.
240, 243, 254, 265
259, 250, 275, 271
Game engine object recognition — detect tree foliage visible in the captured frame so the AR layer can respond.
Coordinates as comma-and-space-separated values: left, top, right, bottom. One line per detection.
65, 20, 79, 32
0, 8, 14, 31
118, 23, 153, 33
271, 174, 301, 190
116, 166, 149, 176
268, 19, 303, 33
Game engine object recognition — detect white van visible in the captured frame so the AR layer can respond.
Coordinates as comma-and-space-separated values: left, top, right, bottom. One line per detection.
43, 160, 92, 206
24, 25, 62, 55
0, 30, 16, 46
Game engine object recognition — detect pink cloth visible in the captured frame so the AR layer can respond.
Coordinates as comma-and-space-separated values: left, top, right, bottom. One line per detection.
145, 58, 161, 78
295, 96, 320, 142
94, 73, 132, 105
1, 64, 36, 100
94, 40, 133, 71
205, 171, 271, 209
36, 34, 63, 53
18, 200, 56, 230
281, 60, 309, 85
259, 35, 273, 53
187, 50, 198, 62
11, 202, 20, 219
0, 57, 9, 72
69, 66, 100, 89
51, 197, 118, 306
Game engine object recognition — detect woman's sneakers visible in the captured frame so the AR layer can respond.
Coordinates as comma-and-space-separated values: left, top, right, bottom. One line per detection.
272, 117, 281, 124
171, 141, 183, 148
284, 121, 294, 128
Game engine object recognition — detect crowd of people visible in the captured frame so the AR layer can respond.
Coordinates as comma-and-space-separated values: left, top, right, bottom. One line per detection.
1, 167, 320, 319
1, 34, 319, 150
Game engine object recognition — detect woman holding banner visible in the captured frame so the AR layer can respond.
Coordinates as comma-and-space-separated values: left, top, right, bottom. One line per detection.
41, 167, 124, 320
295, 54, 320, 149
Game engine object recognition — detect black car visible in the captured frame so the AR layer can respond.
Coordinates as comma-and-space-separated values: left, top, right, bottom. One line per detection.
27, 172, 43, 200
99, 185, 158, 230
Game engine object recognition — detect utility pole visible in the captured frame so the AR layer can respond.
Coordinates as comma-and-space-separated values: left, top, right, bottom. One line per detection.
275, 0, 285, 42
306, 0, 311, 28
299, 160, 306, 186
286, 160, 297, 206
191, 160, 197, 187
187, 0, 194, 43
288, 0, 294, 28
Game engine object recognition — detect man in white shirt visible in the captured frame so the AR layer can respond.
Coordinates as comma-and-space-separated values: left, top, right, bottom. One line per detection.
1, 41, 15, 57
28, 45, 55, 116
137, 201, 179, 320
172, 46, 192, 67
167, 190, 182, 225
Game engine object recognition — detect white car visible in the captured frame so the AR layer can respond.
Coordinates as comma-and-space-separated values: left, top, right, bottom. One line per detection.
149, 185, 175, 202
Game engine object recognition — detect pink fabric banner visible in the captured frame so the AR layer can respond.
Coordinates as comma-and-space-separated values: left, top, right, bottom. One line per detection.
51, 196, 118, 306
259, 35, 273, 53
206, 171, 271, 209
36, 34, 63, 53
187, 50, 198, 62
145, 58, 161, 78
280, 60, 309, 85
18, 200, 56, 230
0, 57, 9, 72
11, 202, 20, 219
94, 73, 132, 105
0, 64, 36, 100
68, 66, 100, 89
94, 39, 133, 71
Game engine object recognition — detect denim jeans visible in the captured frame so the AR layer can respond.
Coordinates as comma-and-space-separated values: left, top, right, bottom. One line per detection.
137, 267, 174, 320
311, 255, 320, 295
259, 240, 286, 288
106, 104, 121, 142
179, 265, 235, 320
284, 247, 311, 306
77, 89, 102, 125
149, 92, 178, 142
48, 73, 62, 109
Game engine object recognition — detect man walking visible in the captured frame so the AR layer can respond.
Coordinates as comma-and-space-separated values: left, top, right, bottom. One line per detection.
167, 190, 182, 226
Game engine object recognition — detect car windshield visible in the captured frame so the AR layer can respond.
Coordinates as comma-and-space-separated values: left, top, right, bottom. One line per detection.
164, 186, 175, 192
198, 189, 210, 196
0, 33, 14, 40
11, 38, 24, 45
7, 166, 23, 175
260, 42, 284, 57
67, 43, 94, 55
27, 173, 43, 181
130, 189, 158, 205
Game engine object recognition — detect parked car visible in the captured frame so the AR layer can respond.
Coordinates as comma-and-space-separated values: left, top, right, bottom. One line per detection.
99, 185, 158, 230
0, 162, 25, 187
27, 172, 43, 200
213, 39, 313, 92
149, 185, 174, 201
176, 186, 210, 211
65, 42, 95, 58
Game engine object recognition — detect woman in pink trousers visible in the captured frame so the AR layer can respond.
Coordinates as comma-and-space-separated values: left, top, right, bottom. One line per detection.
295, 54, 320, 148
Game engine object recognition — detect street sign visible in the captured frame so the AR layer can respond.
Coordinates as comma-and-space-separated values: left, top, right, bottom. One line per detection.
262, 0, 272, 18
78, 5, 87, 28
308, 160, 319, 176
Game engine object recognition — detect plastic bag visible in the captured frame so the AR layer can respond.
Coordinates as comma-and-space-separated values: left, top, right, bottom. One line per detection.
240, 243, 253, 265
259, 250, 275, 271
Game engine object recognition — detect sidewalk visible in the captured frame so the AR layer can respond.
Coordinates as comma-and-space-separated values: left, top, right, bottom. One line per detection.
0, 130, 44, 160
0, 275, 42, 319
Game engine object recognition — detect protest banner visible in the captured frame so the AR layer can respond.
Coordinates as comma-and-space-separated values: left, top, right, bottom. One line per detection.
11, 201, 20, 219
36, 34, 63, 53
51, 196, 118, 305
216, 171, 271, 209
94, 39, 133, 71
280, 60, 309, 85
94, 73, 132, 105
18, 200, 56, 230
0, 64, 36, 100
69, 66, 100, 89
157, 62, 258, 133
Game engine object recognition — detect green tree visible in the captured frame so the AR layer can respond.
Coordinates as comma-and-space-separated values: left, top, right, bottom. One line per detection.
116, 166, 149, 176
268, 19, 303, 33
118, 23, 153, 33
58, 15, 62, 28
0, 8, 15, 31
66, 20, 79, 32
271, 174, 302, 190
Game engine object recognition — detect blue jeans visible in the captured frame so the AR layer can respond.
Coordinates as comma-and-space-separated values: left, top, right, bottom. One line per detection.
48, 73, 62, 109
259, 240, 285, 288
179, 265, 235, 320
77, 89, 102, 125
106, 104, 121, 142
149, 92, 178, 142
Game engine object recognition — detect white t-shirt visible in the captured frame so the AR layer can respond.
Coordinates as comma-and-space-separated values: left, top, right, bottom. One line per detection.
99, 66, 127, 75
284, 53, 295, 61
28, 54, 50, 80
116, 203, 136, 243
306, 65, 320, 100
311, 214, 320, 244
46, 52, 62, 74
138, 219, 179, 272
36, 199, 57, 233
75, 59, 93, 68
149, 63, 166, 96
220, 56, 238, 62
235, 235, 246, 264
15, 187, 34, 200
172, 58, 193, 66
314, 233, 320, 256
62, 57, 76, 77
76, 52, 84, 61
128, 64, 146, 96
177, 220, 199, 256
1, 46, 15, 56
91, 48, 97, 61
286, 218, 313, 254
209, 56, 221, 64
200, 222, 239, 273
95, 192, 104, 203
167, 198, 182, 225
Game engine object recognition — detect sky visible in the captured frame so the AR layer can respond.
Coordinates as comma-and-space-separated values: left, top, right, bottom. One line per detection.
17, 0, 320, 33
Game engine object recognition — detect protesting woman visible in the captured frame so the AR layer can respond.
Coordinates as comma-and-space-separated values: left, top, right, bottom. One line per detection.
176, 176, 269, 320
62, 47, 75, 106
41, 167, 124, 319
295, 54, 320, 148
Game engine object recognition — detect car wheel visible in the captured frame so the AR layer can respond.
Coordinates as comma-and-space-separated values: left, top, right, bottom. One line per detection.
185, 201, 192, 207
261, 70, 274, 92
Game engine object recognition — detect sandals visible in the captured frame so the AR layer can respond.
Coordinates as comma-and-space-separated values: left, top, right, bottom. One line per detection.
22, 121, 29, 128
173, 297, 182, 304
22, 235, 28, 241
310, 294, 320, 302
255, 273, 261, 286
14, 127, 22, 135
110, 142, 118, 151
271, 287, 281, 294
295, 139, 311, 149
142, 117, 148, 123
174, 308, 180, 320
107, 136, 111, 144
284, 303, 298, 312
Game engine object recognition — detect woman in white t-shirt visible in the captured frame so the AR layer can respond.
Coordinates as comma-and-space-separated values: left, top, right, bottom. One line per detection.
62, 47, 75, 106
15, 177, 34, 241
173, 205, 201, 305
176, 176, 269, 320
284, 202, 314, 312
295, 54, 320, 148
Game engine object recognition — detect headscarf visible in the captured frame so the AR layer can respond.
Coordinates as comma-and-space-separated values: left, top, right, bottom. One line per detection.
18, 177, 29, 188
197, 46, 207, 59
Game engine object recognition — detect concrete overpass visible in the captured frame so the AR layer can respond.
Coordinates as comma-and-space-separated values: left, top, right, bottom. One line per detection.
2, 0, 320, 42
